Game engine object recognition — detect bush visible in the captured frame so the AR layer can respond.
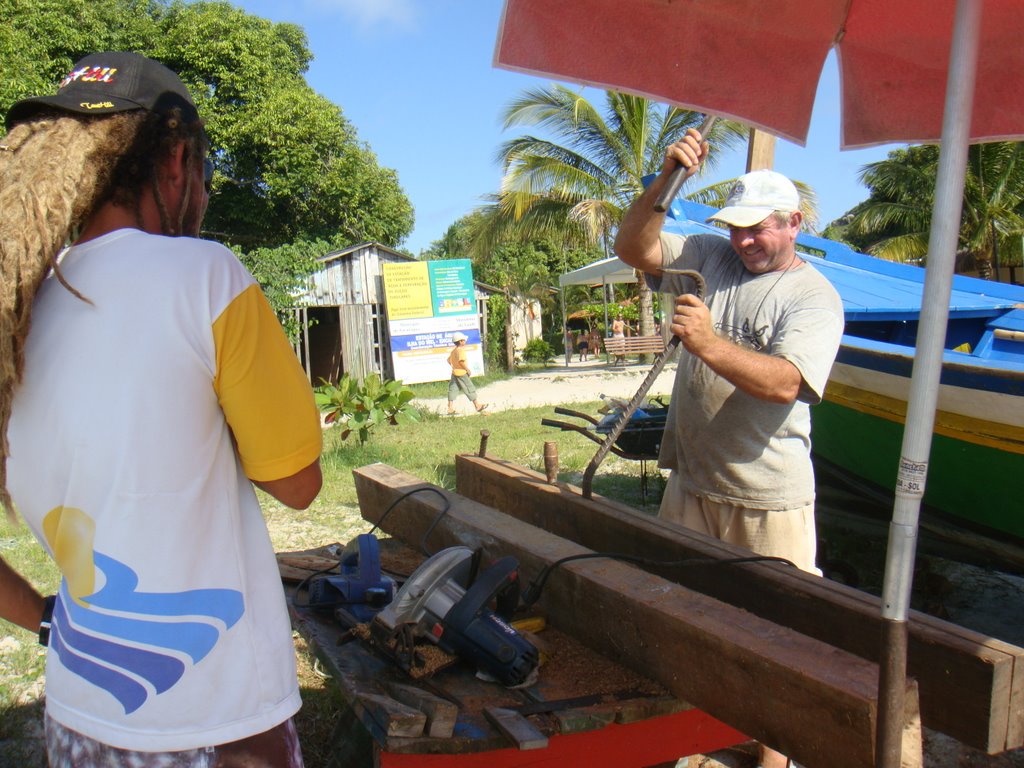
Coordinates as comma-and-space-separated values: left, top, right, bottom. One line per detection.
521, 337, 555, 363
314, 373, 420, 444
485, 292, 510, 371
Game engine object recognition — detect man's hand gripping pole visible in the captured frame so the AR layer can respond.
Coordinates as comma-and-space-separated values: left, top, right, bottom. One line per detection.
653, 115, 717, 213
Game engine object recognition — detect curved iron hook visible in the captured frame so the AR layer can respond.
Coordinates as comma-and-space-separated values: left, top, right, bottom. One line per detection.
581, 269, 705, 499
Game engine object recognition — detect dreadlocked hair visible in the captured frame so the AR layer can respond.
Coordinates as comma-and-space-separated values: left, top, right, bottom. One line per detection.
0, 108, 206, 521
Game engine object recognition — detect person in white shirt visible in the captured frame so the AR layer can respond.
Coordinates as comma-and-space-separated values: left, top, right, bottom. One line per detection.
0, 51, 322, 766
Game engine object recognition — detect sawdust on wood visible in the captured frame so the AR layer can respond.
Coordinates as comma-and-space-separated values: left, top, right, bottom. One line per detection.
349, 623, 458, 679
533, 626, 666, 698
378, 537, 428, 579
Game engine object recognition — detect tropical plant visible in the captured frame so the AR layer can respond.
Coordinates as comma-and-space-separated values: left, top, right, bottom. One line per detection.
315, 374, 420, 444
845, 142, 1024, 278
470, 86, 752, 336
521, 337, 555, 364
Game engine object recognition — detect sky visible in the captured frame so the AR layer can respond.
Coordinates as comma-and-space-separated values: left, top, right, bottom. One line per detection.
230, 0, 903, 256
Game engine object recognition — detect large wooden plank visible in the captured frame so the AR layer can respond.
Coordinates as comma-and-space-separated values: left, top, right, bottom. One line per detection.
454, 454, 1024, 753
355, 464, 922, 768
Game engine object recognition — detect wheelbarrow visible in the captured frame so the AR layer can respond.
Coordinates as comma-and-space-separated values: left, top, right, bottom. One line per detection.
541, 402, 668, 462
542, 402, 668, 503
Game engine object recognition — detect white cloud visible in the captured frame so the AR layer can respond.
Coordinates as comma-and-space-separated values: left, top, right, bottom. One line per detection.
306, 0, 417, 31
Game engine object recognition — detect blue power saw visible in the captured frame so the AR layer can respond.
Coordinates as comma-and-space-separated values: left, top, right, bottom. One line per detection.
306, 533, 396, 622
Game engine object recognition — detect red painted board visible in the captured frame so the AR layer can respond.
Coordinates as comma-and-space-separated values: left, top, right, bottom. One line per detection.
379, 708, 746, 768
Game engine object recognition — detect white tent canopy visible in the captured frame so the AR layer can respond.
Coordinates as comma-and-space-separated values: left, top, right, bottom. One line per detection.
559, 256, 639, 287
557, 257, 639, 365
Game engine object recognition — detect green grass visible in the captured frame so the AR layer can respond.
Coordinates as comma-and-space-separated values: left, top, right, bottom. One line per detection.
0, 399, 664, 767
0, 520, 59, 766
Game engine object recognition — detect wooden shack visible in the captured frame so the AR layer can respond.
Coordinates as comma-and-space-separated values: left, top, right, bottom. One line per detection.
293, 242, 494, 385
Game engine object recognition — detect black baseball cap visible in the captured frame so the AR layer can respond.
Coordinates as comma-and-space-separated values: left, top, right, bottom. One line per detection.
5, 52, 199, 131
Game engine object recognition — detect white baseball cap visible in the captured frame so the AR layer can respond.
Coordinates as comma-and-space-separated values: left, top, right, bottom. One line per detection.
451, 332, 468, 343
706, 170, 800, 228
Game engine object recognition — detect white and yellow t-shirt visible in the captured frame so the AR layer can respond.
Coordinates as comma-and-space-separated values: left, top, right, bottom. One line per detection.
7, 229, 322, 752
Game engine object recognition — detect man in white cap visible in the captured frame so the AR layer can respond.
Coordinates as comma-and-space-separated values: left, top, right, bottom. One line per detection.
447, 332, 487, 415
615, 129, 843, 768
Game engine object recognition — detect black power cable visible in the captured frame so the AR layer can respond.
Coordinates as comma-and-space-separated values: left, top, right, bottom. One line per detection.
367, 485, 451, 556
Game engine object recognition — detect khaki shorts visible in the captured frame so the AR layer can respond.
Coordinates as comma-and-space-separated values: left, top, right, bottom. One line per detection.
45, 715, 303, 768
448, 373, 478, 402
659, 471, 820, 575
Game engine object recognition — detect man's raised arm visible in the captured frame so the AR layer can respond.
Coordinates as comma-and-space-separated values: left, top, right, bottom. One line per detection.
615, 128, 708, 275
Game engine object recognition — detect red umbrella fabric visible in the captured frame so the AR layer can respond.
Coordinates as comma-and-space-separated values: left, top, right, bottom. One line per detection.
495, 0, 1024, 148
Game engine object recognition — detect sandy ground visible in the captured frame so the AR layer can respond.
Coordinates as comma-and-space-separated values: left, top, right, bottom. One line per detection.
413, 357, 679, 415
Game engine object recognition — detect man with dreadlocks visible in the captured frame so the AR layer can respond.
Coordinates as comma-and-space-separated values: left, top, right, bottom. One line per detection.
0, 53, 323, 765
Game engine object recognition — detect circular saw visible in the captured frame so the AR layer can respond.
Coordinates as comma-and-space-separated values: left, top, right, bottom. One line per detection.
372, 546, 539, 687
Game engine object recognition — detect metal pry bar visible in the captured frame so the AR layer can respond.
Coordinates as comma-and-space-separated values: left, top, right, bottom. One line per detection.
581, 269, 705, 498
653, 115, 717, 213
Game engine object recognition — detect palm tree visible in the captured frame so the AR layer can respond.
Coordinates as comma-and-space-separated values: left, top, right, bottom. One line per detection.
847, 143, 1024, 279
470, 86, 749, 336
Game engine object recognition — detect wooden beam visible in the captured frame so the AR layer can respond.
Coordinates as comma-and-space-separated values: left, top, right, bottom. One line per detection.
384, 682, 458, 739
453, 454, 1024, 754
355, 464, 922, 768
746, 128, 776, 171
484, 707, 549, 750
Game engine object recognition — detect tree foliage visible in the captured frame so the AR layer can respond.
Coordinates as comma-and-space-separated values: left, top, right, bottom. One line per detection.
846, 143, 1024, 277
235, 239, 324, 340
2, 0, 415, 298
473, 87, 747, 253
474, 86, 755, 337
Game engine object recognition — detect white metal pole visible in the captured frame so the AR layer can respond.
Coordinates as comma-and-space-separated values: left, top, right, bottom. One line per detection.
876, 1, 981, 766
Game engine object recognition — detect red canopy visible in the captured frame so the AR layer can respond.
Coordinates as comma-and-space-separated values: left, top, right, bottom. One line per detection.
495, 0, 1024, 148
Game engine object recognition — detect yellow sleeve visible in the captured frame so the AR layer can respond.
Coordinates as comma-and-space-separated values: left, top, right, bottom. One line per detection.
212, 284, 322, 482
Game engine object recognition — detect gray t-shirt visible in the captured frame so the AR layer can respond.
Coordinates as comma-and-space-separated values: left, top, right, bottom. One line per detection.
651, 232, 844, 509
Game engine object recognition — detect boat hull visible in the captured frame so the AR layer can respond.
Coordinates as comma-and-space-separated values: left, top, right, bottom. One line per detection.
814, 349, 1024, 543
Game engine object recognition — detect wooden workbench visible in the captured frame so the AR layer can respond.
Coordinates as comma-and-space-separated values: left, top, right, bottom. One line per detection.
282, 543, 746, 768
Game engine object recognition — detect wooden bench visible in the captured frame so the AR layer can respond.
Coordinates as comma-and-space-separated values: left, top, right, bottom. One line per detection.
602, 335, 665, 364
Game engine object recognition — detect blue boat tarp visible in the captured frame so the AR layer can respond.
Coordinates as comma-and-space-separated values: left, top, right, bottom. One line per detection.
664, 199, 1024, 323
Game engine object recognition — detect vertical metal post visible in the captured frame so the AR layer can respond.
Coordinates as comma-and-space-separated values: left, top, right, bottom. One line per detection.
302, 307, 312, 382
543, 441, 559, 483
876, 1, 980, 766
560, 283, 570, 367
603, 280, 611, 362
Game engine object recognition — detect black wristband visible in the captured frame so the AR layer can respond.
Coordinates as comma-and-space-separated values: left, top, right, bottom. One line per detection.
39, 595, 56, 647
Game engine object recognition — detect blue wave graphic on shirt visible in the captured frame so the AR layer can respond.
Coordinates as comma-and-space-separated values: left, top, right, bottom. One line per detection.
51, 553, 244, 715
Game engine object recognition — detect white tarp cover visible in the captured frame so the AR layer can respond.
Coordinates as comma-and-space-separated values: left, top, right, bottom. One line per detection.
558, 256, 638, 287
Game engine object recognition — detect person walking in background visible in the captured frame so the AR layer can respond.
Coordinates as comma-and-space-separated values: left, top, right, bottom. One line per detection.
576, 329, 590, 362
0, 52, 322, 766
563, 327, 575, 358
447, 332, 487, 415
615, 127, 843, 768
